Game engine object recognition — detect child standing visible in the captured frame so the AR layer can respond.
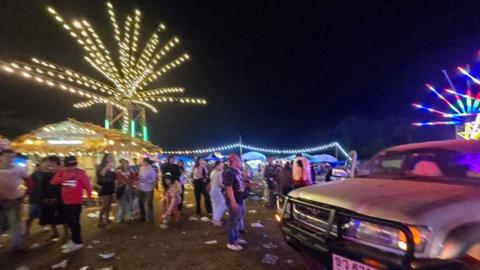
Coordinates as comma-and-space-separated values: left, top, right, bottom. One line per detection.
51, 156, 92, 253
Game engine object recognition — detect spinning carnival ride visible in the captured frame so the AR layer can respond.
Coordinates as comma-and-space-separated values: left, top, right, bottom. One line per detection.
0, 2, 206, 141
413, 65, 480, 140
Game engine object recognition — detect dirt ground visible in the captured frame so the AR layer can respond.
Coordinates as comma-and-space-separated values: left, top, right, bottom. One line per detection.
0, 186, 323, 270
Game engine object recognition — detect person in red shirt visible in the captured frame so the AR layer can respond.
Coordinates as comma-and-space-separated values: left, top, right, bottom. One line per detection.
51, 156, 92, 253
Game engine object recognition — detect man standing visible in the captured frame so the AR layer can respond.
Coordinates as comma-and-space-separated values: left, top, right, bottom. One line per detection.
224, 153, 247, 251
0, 149, 29, 251
263, 157, 277, 208
136, 158, 157, 222
51, 156, 92, 253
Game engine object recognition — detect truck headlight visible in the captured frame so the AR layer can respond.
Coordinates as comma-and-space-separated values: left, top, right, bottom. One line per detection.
342, 219, 431, 253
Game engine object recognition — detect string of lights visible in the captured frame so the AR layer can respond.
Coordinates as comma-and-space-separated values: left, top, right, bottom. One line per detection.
162, 142, 350, 159
0, 1, 207, 139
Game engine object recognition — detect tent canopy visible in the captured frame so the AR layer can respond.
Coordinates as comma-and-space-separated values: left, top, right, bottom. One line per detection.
12, 118, 162, 156
242, 151, 267, 161
310, 154, 338, 163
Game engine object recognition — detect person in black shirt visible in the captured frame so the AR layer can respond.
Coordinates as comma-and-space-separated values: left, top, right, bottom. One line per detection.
39, 155, 67, 241
97, 154, 116, 227
224, 153, 247, 251
160, 156, 181, 190
25, 160, 47, 237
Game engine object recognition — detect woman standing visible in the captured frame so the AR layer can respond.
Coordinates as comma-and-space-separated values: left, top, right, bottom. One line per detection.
116, 159, 135, 223
209, 161, 226, 226
192, 158, 212, 217
177, 160, 187, 212
96, 154, 116, 227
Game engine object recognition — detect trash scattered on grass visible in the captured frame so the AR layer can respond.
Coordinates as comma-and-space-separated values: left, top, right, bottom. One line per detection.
87, 211, 99, 218
92, 240, 100, 244
250, 196, 262, 201
286, 259, 294, 265
99, 252, 115, 259
16, 266, 29, 270
29, 242, 41, 249
262, 242, 278, 249
250, 222, 264, 228
188, 216, 198, 221
247, 209, 257, 214
200, 216, 210, 222
261, 254, 279, 265
204, 240, 218, 245
51, 259, 68, 269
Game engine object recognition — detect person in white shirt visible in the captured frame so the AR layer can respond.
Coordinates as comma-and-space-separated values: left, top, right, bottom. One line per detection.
209, 161, 226, 226
136, 158, 157, 222
0, 149, 29, 251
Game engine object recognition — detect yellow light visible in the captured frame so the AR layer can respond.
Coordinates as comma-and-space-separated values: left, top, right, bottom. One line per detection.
2, 66, 14, 73
47, 6, 56, 14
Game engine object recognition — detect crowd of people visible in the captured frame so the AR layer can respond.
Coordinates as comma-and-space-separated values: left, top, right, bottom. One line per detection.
0, 145, 328, 254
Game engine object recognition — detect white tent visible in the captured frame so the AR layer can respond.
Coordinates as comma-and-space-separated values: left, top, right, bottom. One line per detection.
242, 151, 267, 161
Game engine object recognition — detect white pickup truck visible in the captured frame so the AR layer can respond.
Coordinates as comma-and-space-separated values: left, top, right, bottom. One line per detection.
277, 140, 480, 270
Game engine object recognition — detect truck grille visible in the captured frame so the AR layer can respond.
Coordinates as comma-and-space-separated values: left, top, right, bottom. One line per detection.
292, 203, 338, 236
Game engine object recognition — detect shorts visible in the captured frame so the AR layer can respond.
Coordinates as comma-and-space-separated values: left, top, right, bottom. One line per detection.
40, 200, 65, 225
28, 202, 41, 219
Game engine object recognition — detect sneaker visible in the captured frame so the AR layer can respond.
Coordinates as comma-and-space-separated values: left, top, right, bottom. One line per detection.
237, 239, 247, 245
62, 243, 83, 253
212, 220, 223, 226
227, 243, 243, 251
61, 240, 74, 250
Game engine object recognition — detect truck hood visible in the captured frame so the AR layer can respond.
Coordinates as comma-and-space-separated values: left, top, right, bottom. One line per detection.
288, 178, 480, 224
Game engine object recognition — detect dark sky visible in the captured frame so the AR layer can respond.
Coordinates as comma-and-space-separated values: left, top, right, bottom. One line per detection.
1, 0, 480, 154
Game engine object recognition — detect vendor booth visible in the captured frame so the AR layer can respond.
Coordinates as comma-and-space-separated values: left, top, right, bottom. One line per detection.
11, 118, 162, 179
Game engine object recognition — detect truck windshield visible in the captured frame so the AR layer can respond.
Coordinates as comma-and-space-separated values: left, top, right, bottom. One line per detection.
362, 148, 480, 182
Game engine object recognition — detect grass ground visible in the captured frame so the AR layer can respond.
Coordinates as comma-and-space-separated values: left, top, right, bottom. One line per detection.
0, 185, 321, 270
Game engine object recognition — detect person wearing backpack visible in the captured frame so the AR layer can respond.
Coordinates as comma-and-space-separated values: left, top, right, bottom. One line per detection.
51, 156, 92, 253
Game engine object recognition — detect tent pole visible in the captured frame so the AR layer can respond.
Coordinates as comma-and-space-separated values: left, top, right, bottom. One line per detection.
239, 135, 243, 158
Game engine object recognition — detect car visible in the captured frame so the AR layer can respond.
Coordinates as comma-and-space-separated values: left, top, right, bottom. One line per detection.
276, 139, 480, 270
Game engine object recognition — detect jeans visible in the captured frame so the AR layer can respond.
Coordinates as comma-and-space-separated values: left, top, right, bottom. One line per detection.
227, 202, 244, 244
1, 199, 23, 249
236, 200, 246, 231
209, 186, 226, 222
64, 204, 82, 244
137, 190, 154, 222
193, 179, 212, 215
117, 186, 135, 221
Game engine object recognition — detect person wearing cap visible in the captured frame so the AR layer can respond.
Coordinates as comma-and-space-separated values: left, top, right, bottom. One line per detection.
223, 153, 247, 251
51, 156, 92, 253
136, 158, 157, 222
0, 149, 29, 251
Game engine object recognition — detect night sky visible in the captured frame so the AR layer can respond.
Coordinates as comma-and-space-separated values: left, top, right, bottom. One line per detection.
1, 0, 480, 157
